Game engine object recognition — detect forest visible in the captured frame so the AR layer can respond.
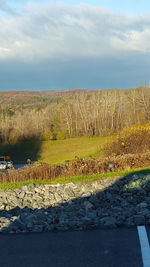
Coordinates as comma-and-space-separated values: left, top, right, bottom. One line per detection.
0, 87, 149, 144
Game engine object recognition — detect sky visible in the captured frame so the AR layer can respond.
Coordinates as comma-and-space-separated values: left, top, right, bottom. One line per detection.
0, 0, 150, 90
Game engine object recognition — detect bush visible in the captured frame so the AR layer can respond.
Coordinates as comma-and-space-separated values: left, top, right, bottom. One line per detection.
41, 131, 53, 141
56, 131, 68, 140
105, 124, 150, 156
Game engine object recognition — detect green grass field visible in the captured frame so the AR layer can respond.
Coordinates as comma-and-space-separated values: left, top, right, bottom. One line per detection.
0, 136, 112, 163
39, 136, 111, 164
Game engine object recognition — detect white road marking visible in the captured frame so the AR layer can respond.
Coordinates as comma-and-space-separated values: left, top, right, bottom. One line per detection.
137, 226, 150, 267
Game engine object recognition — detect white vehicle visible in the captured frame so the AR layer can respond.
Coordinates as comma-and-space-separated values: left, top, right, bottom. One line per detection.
0, 161, 7, 170
0, 156, 14, 170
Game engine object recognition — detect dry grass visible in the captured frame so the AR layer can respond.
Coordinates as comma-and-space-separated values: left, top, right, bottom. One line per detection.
0, 152, 149, 183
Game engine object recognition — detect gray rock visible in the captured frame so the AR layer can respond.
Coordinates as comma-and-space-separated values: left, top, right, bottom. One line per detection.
54, 193, 62, 202
0, 175, 150, 233
132, 174, 139, 180
19, 191, 25, 198
83, 201, 94, 210
100, 216, 117, 228
137, 202, 148, 209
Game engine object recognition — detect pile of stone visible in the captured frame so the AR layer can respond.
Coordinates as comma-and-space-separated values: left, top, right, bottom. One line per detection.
0, 173, 150, 233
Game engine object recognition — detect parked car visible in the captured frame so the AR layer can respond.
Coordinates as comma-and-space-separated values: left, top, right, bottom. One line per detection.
0, 156, 14, 170
0, 161, 7, 170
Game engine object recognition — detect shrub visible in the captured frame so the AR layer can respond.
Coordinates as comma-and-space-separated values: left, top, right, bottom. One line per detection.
41, 131, 53, 141
56, 131, 68, 140
105, 124, 150, 156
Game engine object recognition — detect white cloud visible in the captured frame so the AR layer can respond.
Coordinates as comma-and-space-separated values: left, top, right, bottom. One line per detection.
0, 3, 150, 61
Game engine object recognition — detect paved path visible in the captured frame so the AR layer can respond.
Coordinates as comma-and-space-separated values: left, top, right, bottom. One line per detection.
0, 227, 145, 267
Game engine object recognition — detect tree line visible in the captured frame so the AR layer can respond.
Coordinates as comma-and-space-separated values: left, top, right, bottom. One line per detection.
0, 87, 149, 143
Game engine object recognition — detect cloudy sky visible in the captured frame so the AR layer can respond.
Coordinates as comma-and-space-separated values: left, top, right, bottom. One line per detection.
0, 0, 150, 90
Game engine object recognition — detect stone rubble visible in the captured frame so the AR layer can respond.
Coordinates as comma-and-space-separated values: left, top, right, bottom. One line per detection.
0, 174, 150, 233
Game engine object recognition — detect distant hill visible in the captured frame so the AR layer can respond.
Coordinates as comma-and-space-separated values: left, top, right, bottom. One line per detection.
0, 86, 148, 112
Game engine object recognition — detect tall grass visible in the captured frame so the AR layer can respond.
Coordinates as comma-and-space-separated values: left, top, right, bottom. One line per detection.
0, 152, 149, 183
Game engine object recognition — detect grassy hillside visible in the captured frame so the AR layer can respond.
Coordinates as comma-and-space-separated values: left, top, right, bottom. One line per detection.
39, 137, 111, 164
0, 136, 112, 163
0, 167, 149, 190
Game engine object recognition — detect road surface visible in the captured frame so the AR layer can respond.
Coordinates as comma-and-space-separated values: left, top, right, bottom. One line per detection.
0, 226, 147, 267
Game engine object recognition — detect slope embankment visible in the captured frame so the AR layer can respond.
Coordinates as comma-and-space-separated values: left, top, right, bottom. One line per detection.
0, 171, 150, 233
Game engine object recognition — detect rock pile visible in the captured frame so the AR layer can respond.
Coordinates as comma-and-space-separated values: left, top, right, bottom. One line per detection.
0, 173, 150, 233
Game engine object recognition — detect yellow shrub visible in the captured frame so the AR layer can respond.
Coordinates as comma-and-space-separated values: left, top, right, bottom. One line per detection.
105, 124, 150, 155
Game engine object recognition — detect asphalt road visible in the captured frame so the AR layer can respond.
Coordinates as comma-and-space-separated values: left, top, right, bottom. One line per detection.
0, 227, 143, 267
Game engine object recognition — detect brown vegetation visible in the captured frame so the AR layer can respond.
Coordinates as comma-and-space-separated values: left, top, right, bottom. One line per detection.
0, 152, 149, 183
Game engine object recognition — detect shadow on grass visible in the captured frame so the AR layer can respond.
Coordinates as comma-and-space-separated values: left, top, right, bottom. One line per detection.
0, 168, 150, 233
0, 135, 42, 162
